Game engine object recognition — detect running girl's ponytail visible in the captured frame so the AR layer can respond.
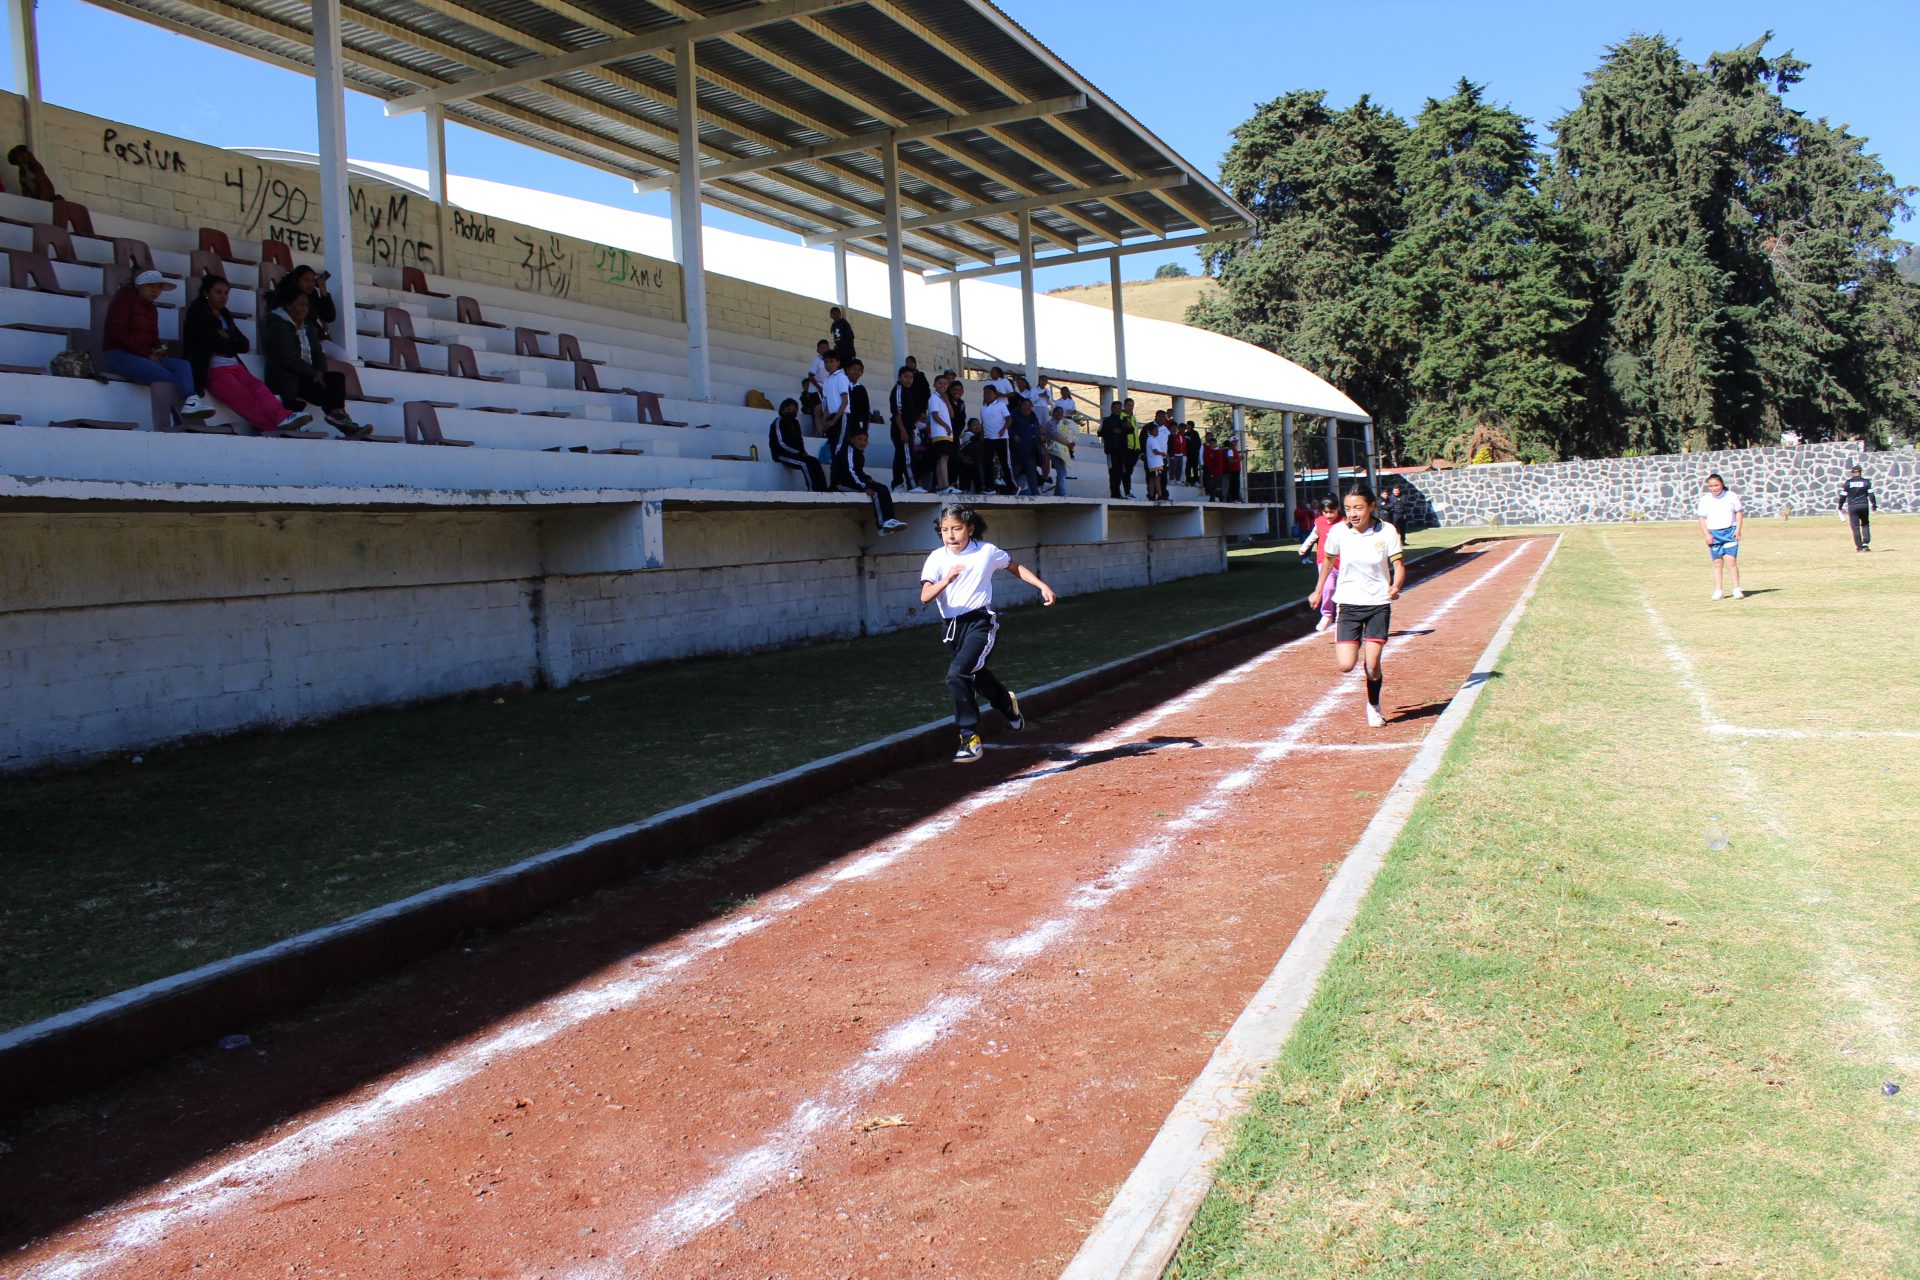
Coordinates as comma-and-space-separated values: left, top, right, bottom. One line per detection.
935, 502, 988, 539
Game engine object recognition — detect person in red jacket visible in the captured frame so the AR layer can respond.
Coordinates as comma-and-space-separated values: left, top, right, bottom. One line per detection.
1202, 433, 1226, 502
102, 269, 213, 422
1223, 438, 1243, 502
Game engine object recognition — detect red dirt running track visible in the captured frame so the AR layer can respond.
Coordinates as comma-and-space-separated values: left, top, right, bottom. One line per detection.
2, 537, 1549, 1280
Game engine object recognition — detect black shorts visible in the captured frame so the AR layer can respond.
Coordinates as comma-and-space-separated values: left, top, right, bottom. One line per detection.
1335, 602, 1391, 645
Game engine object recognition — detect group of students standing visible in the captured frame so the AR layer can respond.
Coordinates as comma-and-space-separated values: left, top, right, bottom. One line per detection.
1096, 402, 1241, 503
99, 264, 369, 437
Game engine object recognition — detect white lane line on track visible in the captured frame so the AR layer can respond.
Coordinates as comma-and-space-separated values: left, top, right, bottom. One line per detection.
576, 543, 1533, 1275
1014, 740, 1419, 755
18, 562, 1391, 1280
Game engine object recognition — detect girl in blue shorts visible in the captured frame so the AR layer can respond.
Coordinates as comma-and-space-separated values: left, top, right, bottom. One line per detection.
1695, 472, 1745, 600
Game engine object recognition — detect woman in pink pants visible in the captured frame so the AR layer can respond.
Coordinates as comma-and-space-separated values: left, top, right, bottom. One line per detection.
1310, 496, 1340, 631
182, 275, 311, 434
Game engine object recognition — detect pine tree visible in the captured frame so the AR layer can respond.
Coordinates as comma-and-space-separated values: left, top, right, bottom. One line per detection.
1380, 80, 1587, 462
1187, 91, 1409, 433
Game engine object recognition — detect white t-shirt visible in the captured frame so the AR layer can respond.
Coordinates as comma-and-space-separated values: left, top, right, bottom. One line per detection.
980, 399, 1010, 441
1144, 427, 1168, 467
809, 354, 829, 386
925, 392, 953, 441
821, 368, 849, 418
989, 375, 1014, 398
1696, 490, 1742, 529
1327, 519, 1404, 606
1031, 389, 1053, 421
921, 539, 1011, 618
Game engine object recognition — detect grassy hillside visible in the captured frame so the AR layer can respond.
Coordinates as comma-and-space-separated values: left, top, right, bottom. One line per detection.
1041, 275, 1224, 422
1047, 273, 1220, 325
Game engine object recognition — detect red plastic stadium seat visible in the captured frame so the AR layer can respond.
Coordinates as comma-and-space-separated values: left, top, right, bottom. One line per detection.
402, 266, 449, 298
402, 401, 473, 446
199, 227, 258, 266
447, 343, 504, 382
455, 295, 504, 329
7, 249, 87, 297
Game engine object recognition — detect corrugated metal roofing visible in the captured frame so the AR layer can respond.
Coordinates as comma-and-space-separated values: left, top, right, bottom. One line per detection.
90, 0, 1252, 268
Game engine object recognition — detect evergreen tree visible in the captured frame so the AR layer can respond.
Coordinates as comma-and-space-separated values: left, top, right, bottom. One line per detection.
1552, 34, 1918, 449
1381, 80, 1587, 462
1187, 90, 1410, 433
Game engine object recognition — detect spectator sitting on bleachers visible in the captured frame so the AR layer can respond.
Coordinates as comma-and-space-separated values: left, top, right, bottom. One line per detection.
182, 274, 312, 435
829, 306, 856, 366
103, 269, 215, 423
274, 266, 345, 359
263, 290, 363, 436
768, 396, 825, 491
8, 144, 59, 201
832, 424, 906, 534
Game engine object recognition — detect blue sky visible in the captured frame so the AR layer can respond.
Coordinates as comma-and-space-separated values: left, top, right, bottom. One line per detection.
5, 0, 1913, 288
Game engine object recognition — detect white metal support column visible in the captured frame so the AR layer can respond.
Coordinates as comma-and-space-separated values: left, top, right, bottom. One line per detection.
833, 241, 848, 308
1232, 404, 1248, 503
1098, 384, 1114, 413
1362, 420, 1379, 493
949, 279, 964, 373
1109, 253, 1128, 402
423, 104, 449, 275
1018, 208, 1038, 389
673, 39, 712, 401
8, 0, 42, 155
1326, 418, 1340, 495
1281, 410, 1298, 527
312, 0, 360, 362
882, 137, 907, 375
1170, 395, 1186, 423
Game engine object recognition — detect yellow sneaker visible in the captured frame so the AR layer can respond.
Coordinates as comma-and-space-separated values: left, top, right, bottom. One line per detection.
953, 733, 984, 763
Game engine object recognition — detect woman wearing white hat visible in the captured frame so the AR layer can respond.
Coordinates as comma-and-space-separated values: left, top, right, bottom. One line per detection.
102, 268, 214, 423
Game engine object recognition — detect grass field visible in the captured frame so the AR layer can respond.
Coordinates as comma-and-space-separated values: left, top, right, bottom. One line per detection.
0, 527, 1470, 1033
1172, 516, 1920, 1278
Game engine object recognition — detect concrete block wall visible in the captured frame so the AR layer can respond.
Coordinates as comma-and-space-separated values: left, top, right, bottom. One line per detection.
8, 94, 961, 372
0, 500, 1230, 772
1405, 441, 1917, 527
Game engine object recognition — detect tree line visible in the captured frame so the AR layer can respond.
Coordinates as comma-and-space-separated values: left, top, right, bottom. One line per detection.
1189, 34, 1920, 466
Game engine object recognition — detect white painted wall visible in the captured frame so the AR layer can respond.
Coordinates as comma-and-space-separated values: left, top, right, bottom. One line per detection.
0, 503, 1228, 772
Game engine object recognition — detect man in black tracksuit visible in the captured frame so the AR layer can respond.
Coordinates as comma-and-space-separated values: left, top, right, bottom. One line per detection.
1839, 464, 1878, 551
769, 398, 825, 491
1098, 403, 1131, 499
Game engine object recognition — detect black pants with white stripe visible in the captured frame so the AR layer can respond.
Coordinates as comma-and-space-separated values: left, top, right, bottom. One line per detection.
943, 608, 1014, 735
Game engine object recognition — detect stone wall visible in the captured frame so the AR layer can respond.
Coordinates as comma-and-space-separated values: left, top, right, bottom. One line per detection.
5, 95, 958, 373
1399, 442, 1917, 527
0, 504, 1223, 773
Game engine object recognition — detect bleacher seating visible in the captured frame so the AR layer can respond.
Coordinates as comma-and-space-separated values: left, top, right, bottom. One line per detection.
0, 190, 893, 495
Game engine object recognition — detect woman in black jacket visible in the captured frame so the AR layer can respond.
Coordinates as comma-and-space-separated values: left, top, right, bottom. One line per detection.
263, 290, 363, 436
182, 275, 311, 434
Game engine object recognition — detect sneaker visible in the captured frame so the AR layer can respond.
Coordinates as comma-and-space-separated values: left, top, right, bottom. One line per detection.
276, 412, 313, 432
953, 733, 984, 763
1365, 703, 1386, 728
1006, 696, 1026, 733
1711, 589, 1724, 600
942, 486, 961, 494
881, 518, 907, 531
1314, 616, 1332, 633
179, 395, 214, 420
1730, 589, 1744, 599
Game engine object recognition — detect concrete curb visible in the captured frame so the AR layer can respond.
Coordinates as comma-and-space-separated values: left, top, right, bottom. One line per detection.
1057, 533, 1564, 1280
0, 541, 1482, 1108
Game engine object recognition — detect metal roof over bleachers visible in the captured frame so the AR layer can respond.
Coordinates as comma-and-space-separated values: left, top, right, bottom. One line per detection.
90, 0, 1255, 271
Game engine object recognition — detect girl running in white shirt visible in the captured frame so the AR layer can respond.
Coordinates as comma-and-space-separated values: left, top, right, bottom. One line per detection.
1309, 483, 1405, 727
920, 504, 1058, 762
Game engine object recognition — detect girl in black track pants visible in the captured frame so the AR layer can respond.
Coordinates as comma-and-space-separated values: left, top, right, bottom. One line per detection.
918, 504, 1058, 764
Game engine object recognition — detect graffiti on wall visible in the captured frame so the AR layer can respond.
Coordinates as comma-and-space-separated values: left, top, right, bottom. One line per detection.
353, 187, 434, 270
590, 244, 667, 295
514, 232, 573, 298
101, 128, 188, 173
221, 162, 322, 254
451, 209, 497, 244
